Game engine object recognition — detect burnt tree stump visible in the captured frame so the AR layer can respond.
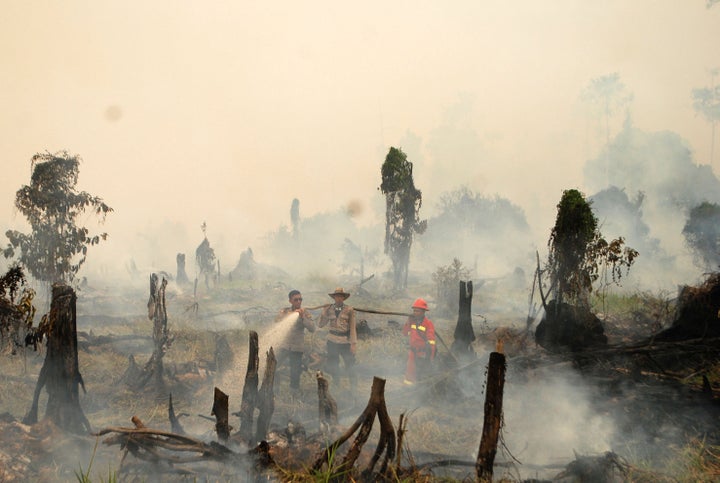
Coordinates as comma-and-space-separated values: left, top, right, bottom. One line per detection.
313, 376, 396, 480
451, 280, 476, 362
214, 333, 234, 374
176, 253, 189, 285
476, 350, 506, 481
238, 331, 259, 443
131, 273, 171, 392
168, 393, 186, 435
23, 284, 91, 434
212, 387, 231, 441
255, 347, 277, 443
316, 371, 338, 433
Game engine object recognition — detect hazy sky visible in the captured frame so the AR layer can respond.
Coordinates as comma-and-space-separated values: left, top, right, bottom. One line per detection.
2, 1, 719, 271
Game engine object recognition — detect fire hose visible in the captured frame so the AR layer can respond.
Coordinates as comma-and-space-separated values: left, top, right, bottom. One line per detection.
305, 304, 458, 364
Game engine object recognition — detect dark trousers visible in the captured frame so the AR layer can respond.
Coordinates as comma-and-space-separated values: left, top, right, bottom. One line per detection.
325, 340, 357, 387
278, 349, 304, 390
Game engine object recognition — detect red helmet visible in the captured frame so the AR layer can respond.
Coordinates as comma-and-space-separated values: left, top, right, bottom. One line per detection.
412, 298, 429, 311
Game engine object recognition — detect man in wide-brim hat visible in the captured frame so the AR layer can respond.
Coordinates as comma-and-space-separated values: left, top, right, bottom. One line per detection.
327, 287, 351, 299
318, 287, 358, 395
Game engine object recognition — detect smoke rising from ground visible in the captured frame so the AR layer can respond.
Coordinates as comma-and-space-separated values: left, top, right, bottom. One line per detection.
1, 3, 719, 480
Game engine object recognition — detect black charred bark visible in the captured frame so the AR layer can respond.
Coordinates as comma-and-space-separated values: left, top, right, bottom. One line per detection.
238, 331, 259, 443
255, 347, 276, 443
23, 284, 91, 434
451, 280, 476, 361
168, 393, 186, 435
476, 351, 506, 481
313, 376, 396, 480
212, 387, 231, 441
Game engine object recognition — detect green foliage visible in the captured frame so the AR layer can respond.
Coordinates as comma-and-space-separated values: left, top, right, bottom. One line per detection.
682, 201, 720, 270
547, 189, 638, 306
380, 147, 427, 290
75, 437, 118, 483
4, 151, 112, 284
432, 258, 471, 316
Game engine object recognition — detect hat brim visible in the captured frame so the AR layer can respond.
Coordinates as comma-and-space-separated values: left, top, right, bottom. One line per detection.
328, 293, 350, 299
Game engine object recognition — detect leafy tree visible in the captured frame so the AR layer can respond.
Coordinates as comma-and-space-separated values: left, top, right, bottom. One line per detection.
691, 69, 720, 167
195, 222, 216, 289
379, 147, 427, 290
3, 152, 112, 285
682, 201, 720, 271
546, 189, 638, 308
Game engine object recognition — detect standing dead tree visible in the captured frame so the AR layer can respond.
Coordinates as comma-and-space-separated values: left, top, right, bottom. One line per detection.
234, 331, 277, 445
176, 253, 189, 285
255, 347, 277, 443
212, 387, 231, 442
237, 331, 259, 442
129, 273, 171, 392
312, 376, 396, 480
23, 284, 91, 434
451, 280, 476, 362
476, 349, 507, 481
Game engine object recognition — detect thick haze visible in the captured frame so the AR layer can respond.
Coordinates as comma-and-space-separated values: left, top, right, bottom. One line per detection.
2, 1, 719, 285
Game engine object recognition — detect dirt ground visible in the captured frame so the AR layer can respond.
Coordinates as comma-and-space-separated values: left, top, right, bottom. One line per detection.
0, 277, 719, 482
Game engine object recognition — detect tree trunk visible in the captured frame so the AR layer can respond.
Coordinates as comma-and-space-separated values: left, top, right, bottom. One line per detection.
212, 387, 230, 442
23, 284, 91, 434
176, 253, 189, 285
168, 393, 186, 435
476, 351, 506, 481
313, 376, 396, 480
238, 331, 259, 443
255, 347, 276, 443
316, 371, 338, 433
451, 280, 476, 361
132, 274, 170, 392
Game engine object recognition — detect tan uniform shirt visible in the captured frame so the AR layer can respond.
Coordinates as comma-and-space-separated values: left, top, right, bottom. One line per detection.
275, 307, 315, 352
319, 303, 357, 345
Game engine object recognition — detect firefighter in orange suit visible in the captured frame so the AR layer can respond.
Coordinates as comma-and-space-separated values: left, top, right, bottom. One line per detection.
403, 298, 436, 385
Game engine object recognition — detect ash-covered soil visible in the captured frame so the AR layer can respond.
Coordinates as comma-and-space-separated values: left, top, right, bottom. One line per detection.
1, 278, 718, 482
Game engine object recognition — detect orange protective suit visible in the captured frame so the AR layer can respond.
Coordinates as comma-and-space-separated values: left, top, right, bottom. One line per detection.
402, 315, 436, 385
